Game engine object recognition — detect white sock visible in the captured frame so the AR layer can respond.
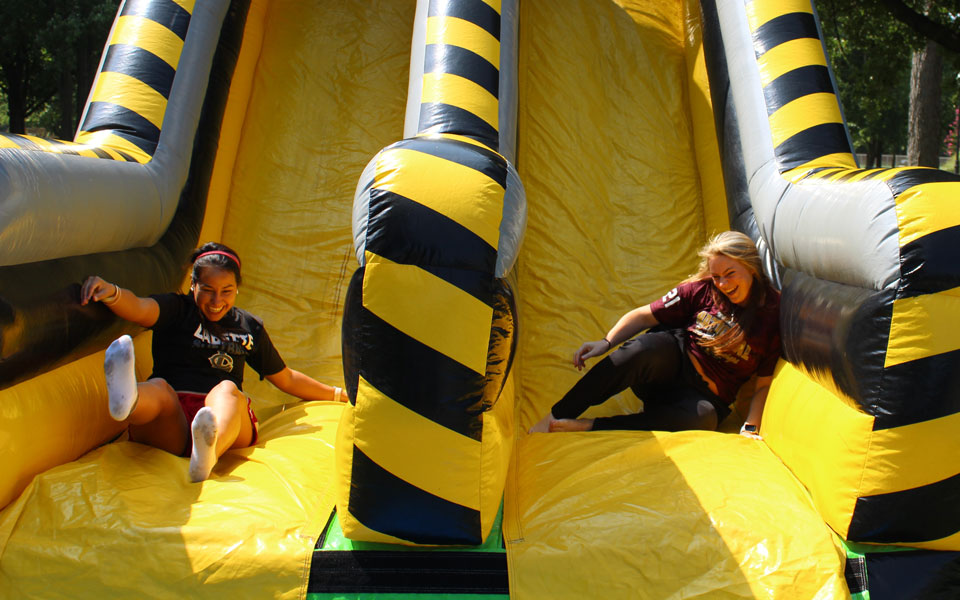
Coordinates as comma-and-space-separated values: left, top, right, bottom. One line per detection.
189, 407, 219, 482
104, 335, 138, 421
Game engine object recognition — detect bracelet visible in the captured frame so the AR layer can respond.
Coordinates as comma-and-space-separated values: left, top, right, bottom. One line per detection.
602, 337, 612, 351
101, 284, 121, 306
334, 386, 343, 402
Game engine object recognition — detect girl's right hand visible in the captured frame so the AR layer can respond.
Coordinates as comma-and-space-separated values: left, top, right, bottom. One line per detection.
573, 339, 611, 370
80, 275, 116, 306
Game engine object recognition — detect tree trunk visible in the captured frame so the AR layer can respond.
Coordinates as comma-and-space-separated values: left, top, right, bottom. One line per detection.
6, 76, 27, 134
57, 64, 73, 140
867, 137, 882, 168
906, 38, 942, 167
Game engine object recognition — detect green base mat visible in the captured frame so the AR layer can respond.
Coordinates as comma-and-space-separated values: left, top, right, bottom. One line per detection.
306, 506, 509, 599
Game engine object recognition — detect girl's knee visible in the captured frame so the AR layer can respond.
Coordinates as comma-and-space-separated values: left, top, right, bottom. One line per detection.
145, 377, 175, 396
695, 400, 719, 430
611, 332, 680, 371
208, 380, 241, 397
205, 380, 245, 410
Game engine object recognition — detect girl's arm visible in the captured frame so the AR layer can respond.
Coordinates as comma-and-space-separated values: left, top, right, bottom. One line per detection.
739, 375, 771, 439
266, 367, 344, 402
572, 304, 659, 369
80, 275, 159, 328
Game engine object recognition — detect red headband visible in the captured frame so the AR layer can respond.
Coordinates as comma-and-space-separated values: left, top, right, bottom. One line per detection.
195, 250, 241, 269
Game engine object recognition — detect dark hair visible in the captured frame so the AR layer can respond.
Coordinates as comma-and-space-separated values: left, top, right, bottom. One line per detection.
190, 242, 242, 285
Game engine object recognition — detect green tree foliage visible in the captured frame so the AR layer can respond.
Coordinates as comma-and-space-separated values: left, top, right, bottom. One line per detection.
0, 0, 119, 137
817, 0, 914, 166
817, 0, 960, 167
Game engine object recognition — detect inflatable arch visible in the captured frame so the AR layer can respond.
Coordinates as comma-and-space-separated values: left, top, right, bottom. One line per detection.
0, 0, 958, 597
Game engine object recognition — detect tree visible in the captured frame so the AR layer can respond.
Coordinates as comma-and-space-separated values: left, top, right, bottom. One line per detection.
817, 0, 913, 166
908, 34, 943, 167
0, 0, 118, 137
818, 0, 960, 168
873, 0, 960, 167
0, 1, 60, 133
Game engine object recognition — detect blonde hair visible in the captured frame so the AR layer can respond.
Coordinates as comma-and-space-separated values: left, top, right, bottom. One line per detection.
686, 231, 770, 354
688, 231, 765, 289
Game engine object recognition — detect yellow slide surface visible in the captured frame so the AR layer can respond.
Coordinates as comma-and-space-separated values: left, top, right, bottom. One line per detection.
504, 2, 847, 598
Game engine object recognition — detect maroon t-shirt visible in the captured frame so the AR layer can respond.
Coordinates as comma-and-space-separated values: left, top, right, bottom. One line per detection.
649, 279, 780, 403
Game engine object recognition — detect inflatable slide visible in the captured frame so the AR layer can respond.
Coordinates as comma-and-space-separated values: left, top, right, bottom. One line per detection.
1, 0, 958, 598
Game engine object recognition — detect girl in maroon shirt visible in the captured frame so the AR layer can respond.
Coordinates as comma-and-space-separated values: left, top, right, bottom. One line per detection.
529, 231, 780, 438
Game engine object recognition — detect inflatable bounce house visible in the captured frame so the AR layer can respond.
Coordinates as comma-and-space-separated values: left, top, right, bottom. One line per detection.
1, 0, 958, 597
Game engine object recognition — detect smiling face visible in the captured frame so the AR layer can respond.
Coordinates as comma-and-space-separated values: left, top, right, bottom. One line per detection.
192, 266, 238, 322
708, 254, 754, 306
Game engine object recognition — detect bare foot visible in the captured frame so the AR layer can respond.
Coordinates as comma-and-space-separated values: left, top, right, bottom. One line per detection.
104, 335, 138, 421
528, 412, 557, 433
189, 407, 219, 482
549, 418, 595, 432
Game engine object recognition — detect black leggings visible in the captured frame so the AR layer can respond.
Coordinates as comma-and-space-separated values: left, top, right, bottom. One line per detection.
550, 330, 730, 432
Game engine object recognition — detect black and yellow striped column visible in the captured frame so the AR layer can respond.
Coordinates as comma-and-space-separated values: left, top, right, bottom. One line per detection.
338, 0, 519, 546
0, 0, 192, 163
742, 0, 960, 550
74, 0, 194, 162
747, 0, 855, 173
417, 0, 501, 150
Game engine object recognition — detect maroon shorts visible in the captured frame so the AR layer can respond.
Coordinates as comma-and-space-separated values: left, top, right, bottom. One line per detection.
177, 392, 259, 456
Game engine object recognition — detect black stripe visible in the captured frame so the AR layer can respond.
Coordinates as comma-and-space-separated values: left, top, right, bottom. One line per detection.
752, 12, 819, 56
834, 169, 867, 182
805, 167, 845, 179
353, 301, 488, 440
899, 225, 960, 298
774, 122, 852, 171
309, 550, 507, 594
80, 101, 160, 151
858, 170, 888, 181
848, 470, 960, 544
45, 139, 81, 156
88, 146, 115, 160
102, 44, 176, 99
885, 167, 960, 197
366, 188, 498, 278
309, 547, 507, 594
2, 134, 44, 152
421, 264, 495, 307
844, 556, 868, 594
429, 0, 500, 41
403, 135, 507, 188
348, 445, 482, 545
425, 43, 499, 99
796, 166, 837, 180
112, 147, 142, 162
763, 65, 834, 116
121, 0, 191, 41
875, 349, 960, 429
419, 102, 499, 151
862, 549, 960, 597
342, 268, 366, 406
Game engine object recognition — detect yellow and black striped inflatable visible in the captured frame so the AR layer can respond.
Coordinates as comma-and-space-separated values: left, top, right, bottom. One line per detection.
704, 0, 960, 550
337, 0, 524, 545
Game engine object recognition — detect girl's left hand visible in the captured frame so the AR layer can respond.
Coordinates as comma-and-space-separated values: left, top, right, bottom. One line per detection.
739, 423, 762, 440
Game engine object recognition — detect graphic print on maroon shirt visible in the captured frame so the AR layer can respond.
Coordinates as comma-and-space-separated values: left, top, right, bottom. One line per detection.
650, 279, 780, 402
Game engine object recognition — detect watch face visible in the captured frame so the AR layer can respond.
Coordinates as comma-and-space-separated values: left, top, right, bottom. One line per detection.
744, 424, 758, 432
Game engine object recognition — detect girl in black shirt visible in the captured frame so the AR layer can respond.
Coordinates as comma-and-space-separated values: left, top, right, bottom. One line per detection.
82, 243, 343, 481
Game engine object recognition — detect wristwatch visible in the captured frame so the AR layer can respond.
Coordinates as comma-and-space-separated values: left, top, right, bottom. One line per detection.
741, 423, 758, 435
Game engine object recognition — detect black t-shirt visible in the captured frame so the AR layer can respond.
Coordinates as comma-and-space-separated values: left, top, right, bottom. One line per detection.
148, 293, 286, 393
